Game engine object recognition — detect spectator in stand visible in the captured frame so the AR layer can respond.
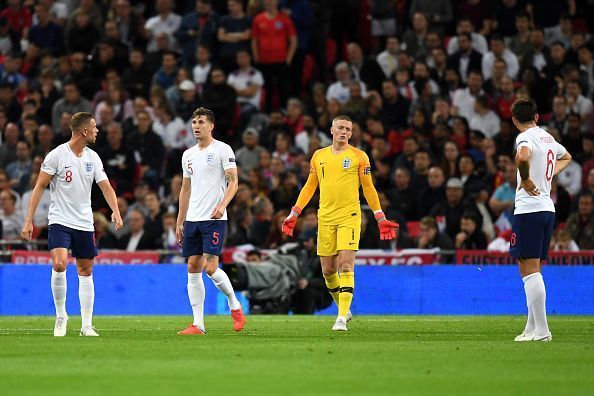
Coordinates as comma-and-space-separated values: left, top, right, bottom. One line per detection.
122, 49, 152, 99
408, 0, 453, 38
455, 212, 488, 250
565, 192, 594, 249
5, 140, 32, 195
411, 149, 431, 192
98, 123, 136, 195
93, 212, 119, 249
452, 69, 483, 121
376, 36, 400, 79
32, 124, 55, 159
458, 154, 483, 195
417, 216, 454, 256
430, 177, 481, 240
280, 0, 313, 96
144, 191, 166, 239
565, 80, 593, 132
494, 76, 517, 121
236, 127, 267, 179
152, 50, 179, 90
172, 79, 200, 123
561, 112, 583, 156
556, 157, 582, 197
346, 42, 384, 93
508, 11, 531, 62
201, 67, 237, 145
284, 98, 304, 135
402, 12, 429, 62
251, 0, 297, 111
380, 79, 410, 131
227, 204, 254, 246
469, 95, 501, 139
386, 167, 418, 222
176, 0, 219, 68
119, 208, 159, 251
28, 3, 64, 56
65, 11, 101, 54
482, 57, 507, 97
163, 174, 183, 214
0, 51, 25, 89
228, 50, 263, 128
326, 62, 367, 105
113, 0, 146, 49
0, 81, 21, 123
482, 34, 519, 81
218, 0, 252, 74
418, 166, 447, 219
447, 17, 488, 56
550, 229, 579, 252
489, 162, 516, 223
127, 110, 165, 188
144, 0, 181, 52
0, 190, 23, 240
51, 81, 92, 133
0, 121, 19, 168
0, 0, 32, 38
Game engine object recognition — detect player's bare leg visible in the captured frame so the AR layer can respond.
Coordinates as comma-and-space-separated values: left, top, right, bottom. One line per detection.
517, 258, 551, 341
51, 248, 69, 337
204, 253, 245, 332
77, 258, 98, 337
331, 250, 356, 331
179, 255, 206, 335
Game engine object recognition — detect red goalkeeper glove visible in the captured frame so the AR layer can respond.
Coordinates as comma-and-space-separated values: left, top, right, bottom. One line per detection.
281, 206, 302, 237
375, 211, 399, 241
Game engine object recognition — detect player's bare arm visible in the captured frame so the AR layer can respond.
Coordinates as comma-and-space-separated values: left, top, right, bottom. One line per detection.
97, 180, 123, 231
21, 171, 53, 241
176, 176, 191, 246
211, 168, 238, 219
554, 151, 572, 176
516, 146, 539, 196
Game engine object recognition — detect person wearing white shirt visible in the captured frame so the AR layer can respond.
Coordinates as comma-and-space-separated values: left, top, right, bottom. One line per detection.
482, 35, 519, 80
144, 0, 182, 52
192, 45, 212, 87
152, 103, 194, 150
376, 36, 400, 78
469, 95, 501, 138
227, 49, 264, 121
509, 97, 572, 342
0, 190, 23, 239
452, 70, 483, 121
565, 80, 593, 132
556, 159, 582, 196
326, 62, 367, 104
176, 107, 245, 335
21, 112, 123, 337
446, 17, 488, 55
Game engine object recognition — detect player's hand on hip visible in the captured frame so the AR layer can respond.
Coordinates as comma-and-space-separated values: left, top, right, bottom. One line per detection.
520, 178, 540, 196
210, 203, 225, 219
112, 213, 124, 231
378, 220, 399, 240
176, 224, 184, 247
21, 221, 33, 241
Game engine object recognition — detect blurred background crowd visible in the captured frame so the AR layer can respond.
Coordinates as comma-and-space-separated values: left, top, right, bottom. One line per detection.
1, 0, 594, 258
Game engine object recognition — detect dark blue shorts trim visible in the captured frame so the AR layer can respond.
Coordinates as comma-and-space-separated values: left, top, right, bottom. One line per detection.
510, 211, 555, 260
48, 224, 98, 259
182, 220, 227, 257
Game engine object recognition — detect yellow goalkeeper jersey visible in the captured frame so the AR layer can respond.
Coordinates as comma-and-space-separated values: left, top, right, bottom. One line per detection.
296, 145, 381, 225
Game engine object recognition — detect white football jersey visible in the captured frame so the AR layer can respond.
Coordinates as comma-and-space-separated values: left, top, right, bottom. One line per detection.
41, 143, 108, 231
514, 127, 567, 215
182, 140, 236, 221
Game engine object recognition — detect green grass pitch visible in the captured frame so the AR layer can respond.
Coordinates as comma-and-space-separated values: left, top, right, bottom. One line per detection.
1, 316, 593, 396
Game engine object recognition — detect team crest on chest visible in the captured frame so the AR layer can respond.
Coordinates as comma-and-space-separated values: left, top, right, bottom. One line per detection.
342, 158, 351, 169
84, 162, 93, 174
206, 153, 215, 165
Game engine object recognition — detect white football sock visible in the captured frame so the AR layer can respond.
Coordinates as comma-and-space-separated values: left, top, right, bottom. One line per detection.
78, 275, 94, 328
522, 274, 536, 334
187, 272, 205, 331
208, 268, 241, 310
523, 272, 550, 337
51, 269, 67, 318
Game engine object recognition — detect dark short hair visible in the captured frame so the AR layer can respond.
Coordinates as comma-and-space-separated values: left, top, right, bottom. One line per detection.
69, 112, 94, 133
511, 97, 538, 123
191, 107, 215, 124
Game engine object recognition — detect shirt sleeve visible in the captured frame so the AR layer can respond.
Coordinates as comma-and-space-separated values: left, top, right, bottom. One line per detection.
221, 144, 237, 170
556, 141, 568, 159
94, 153, 108, 183
40, 149, 58, 176
515, 134, 533, 151
357, 150, 382, 213
181, 151, 191, 178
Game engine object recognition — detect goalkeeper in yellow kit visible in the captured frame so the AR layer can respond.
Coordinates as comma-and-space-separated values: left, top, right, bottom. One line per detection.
281, 115, 399, 331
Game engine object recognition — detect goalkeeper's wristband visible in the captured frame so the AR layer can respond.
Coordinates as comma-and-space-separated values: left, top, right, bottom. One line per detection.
291, 206, 302, 217
374, 210, 386, 222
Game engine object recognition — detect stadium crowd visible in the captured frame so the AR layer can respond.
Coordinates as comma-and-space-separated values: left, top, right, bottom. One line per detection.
1, 0, 594, 256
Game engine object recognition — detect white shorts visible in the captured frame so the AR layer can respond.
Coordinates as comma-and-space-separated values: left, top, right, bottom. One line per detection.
372, 18, 397, 37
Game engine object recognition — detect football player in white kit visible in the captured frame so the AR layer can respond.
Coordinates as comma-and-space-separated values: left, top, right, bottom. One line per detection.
510, 98, 572, 342
21, 112, 123, 337
176, 107, 245, 335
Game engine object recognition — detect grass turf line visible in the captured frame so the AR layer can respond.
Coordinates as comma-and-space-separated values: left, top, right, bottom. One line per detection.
0, 316, 593, 396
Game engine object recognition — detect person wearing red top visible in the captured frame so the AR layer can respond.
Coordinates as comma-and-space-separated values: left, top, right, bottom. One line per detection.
0, 0, 32, 38
251, 0, 297, 112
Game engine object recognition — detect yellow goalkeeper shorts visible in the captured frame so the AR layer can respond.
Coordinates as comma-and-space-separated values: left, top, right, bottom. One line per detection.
317, 220, 361, 256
